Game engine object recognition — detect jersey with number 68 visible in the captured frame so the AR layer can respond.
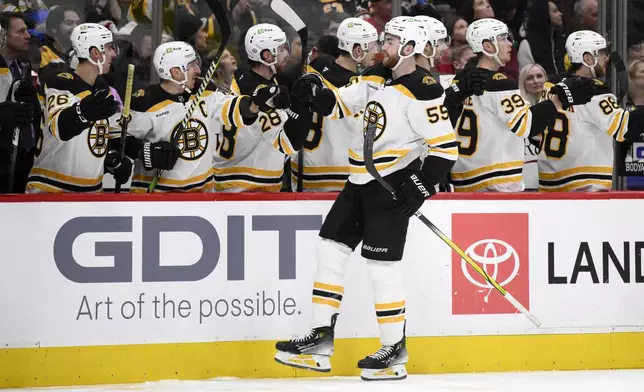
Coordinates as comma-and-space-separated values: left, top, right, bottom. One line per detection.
537, 78, 622, 192
450, 69, 533, 192
213, 66, 293, 192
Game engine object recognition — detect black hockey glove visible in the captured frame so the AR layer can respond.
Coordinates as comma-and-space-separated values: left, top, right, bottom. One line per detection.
392, 172, 436, 218
77, 89, 119, 123
550, 76, 595, 110
310, 88, 336, 117
252, 85, 290, 112
446, 69, 486, 102
140, 141, 181, 171
104, 150, 133, 186
292, 74, 324, 100
0, 101, 34, 129
14, 79, 37, 104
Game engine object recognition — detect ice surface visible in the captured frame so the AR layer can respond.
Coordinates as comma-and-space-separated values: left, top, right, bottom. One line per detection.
8, 370, 644, 392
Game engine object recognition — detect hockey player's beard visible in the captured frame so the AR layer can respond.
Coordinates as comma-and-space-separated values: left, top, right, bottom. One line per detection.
382, 50, 400, 69
594, 62, 606, 78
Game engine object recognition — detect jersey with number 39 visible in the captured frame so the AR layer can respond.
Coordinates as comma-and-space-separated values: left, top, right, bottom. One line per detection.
26, 72, 121, 193
537, 78, 623, 192
212, 66, 293, 192
450, 69, 533, 192
332, 64, 458, 185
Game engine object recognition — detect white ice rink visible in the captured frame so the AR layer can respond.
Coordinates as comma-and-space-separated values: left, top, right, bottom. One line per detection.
8, 370, 644, 392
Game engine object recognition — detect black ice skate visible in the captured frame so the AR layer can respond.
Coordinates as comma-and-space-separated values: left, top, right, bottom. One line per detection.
357, 336, 408, 381
274, 314, 338, 372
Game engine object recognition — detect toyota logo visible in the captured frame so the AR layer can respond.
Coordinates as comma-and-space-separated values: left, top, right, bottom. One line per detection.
462, 239, 520, 289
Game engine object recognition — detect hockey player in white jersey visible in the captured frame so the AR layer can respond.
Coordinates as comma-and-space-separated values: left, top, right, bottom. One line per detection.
214, 23, 310, 192
26, 23, 131, 193
275, 17, 457, 381
126, 41, 284, 192
537, 31, 644, 191
290, 18, 378, 191
414, 15, 451, 72
446, 18, 595, 192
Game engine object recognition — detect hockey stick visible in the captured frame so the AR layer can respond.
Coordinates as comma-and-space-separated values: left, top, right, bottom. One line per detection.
609, 51, 628, 105
148, 0, 231, 193
363, 123, 542, 328
115, 64, 135, 194
8, 60, 32, 193
271, 0, 307, 192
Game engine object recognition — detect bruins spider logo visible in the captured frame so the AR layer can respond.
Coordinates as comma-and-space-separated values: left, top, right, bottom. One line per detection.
171, 118, 209, 161
363, 101, 386, 142
87, 119, 109, 157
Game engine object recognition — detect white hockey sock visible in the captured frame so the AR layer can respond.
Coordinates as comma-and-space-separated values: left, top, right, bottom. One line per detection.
311, 238, 353, 329
366, 258, 406, 346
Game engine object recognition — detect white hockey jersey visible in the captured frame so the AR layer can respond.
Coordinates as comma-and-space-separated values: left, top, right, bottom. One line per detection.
212, 66, 294, 192
289, 56, 362, 192
537, 78, 623, 192
26, 72, 121, 193
450, 70, 533, 192
127, 82, 247, 192
332, 64, 458, 185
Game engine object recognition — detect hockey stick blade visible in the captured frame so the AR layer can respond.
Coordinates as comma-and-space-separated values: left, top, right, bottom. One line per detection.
148, 0, 232, 193
271, 0, 305, 32
363, 123, 542, 327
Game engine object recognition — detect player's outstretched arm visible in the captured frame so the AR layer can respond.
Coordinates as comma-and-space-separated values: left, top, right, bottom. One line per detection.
443, 69, 486, 127
54, 89, 118, 141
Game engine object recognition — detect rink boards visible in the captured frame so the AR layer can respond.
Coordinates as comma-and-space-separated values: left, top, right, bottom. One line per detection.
1, 192, 643, 388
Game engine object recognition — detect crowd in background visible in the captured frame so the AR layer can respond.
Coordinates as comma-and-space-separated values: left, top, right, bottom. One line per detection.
1, 0, 644, 193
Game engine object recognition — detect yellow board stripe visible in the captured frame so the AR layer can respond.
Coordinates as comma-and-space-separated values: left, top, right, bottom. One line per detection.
1, 333, 643, 388
377, 315, 405, 324
375, 301, 405, 311
313, 282, 344, 294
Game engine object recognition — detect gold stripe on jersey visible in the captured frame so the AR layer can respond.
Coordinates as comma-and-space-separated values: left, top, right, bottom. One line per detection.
220, 96, 244, 129
130, 170, 215, 193
393, 85, 414, 99
26, 168, 103, 193
508, 106, 531, 137
451, 161, 523, 192
0, 68, 8, 75
538, 166, 613, 192
274, 132, 296, 155
606, 110, 629, 142
290, 162, 349, 191
146, 99, 174, 113
348, 149, 410, 175
426, 133, 459, 161
213, 166, 283, 192
312, 282, 344, 308
375, 300, 406, 324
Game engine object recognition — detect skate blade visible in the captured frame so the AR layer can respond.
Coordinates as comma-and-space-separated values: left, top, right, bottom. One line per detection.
274, 351, 331, 372
360, 364, 407, 381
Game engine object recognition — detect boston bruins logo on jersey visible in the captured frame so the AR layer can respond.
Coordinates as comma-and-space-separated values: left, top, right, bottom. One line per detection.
87, 119, 109, 157
363, 101, 386, 142
171, 118, 209, 161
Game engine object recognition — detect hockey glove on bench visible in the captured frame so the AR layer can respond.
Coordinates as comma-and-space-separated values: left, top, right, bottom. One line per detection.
550, 76, 595, 110
393, 172, 436, 218
140, 141, 181, 171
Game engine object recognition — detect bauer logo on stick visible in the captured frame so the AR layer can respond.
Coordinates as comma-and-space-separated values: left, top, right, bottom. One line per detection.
451, 213, 530, 315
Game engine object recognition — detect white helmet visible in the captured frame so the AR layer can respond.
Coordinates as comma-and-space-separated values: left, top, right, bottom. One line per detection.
566, 30, 606, 69
153, 41, 199, 93
466, 18, 512, 66
245, 23, 287, 68
337, 18, 378, 62
70, 23, 113, 74
416, 15, 450, 65
383, 16, 429, 70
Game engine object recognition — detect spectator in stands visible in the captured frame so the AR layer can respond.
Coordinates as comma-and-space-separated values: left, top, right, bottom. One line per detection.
438, 16, 468, 73
0, 12, 37, 193
452, 44, 476, 71
2, 0, 48, 33
40, 5, 79, 76
365, 0, 392, 33
175, 12, 209, 73
84, 0, 122, 25
518, 0, 566, 76
111, 22, 152, 100
573, 0, 598, 32
518, 63, 547, 191
321, 11, 350, 36
214, 48, 238, 94
460, 0, 519, 79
